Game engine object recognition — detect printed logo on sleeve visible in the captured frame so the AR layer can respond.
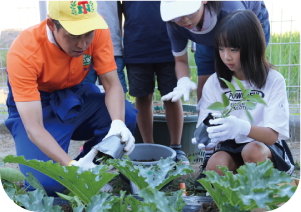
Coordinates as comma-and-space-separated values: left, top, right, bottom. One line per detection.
83, 54, 92, 66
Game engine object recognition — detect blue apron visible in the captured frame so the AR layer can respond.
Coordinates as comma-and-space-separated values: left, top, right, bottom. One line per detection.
5, 78, 137, 196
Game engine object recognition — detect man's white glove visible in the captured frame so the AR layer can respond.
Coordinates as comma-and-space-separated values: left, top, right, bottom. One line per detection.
161, 77, 197, 102
104, 120, 135, 155
69, 149, 98, 171
206, 113, 251, 143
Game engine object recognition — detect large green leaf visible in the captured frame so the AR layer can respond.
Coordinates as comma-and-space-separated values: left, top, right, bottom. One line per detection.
4, 155, 118, 205
139, 158, 193, 190
26, 172, 48, 197
200, 160, 297, 211
207, 102, 226, 111
85, 192, 113, 212
219, 202, 245, 212
73, 206, 85, 212
109, 190, 132, 212
108, 157, 193, 191
0, 167, 25, 182
220, 78, 236, 96
1, 180, 16, 199
107, 156, 149, 190
166, 189, 187, 212
139, 187, 172, 212
222, 93, 230, 107
14, 189, 63, 212
198, 172, 230, 211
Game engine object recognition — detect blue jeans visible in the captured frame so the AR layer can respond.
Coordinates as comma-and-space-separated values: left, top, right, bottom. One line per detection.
83, 56, 128, 93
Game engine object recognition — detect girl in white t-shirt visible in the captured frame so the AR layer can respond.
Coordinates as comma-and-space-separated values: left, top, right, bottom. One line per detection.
195, 10, 294, 177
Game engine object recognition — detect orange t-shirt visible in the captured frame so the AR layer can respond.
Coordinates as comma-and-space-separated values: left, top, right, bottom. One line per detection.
7, 19, 117, 102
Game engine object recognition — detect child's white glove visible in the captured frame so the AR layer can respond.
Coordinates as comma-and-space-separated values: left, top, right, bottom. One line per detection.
104, 120, 135, 155
207, 113, 251, 143
69, 149, 98, 171
161, 77, 197, 102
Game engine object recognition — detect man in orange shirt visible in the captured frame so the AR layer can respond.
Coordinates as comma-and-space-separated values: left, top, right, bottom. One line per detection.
5, 1, 137, 196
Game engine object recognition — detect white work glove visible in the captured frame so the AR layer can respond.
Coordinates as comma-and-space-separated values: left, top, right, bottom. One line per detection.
104, 120, 135, 155
206, 113, 251, 143
69, 149, 98, 171
161, 77, 197, 102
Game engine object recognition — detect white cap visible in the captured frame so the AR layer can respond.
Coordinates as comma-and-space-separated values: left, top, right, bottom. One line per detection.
160, 1, 202, 22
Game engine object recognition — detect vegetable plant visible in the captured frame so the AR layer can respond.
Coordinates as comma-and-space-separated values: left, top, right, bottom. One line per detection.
207, 77, 267, 123
2, 154, 192, 211
3, 155, 118, 205
198, 160, 297, 212
107, 155, 194, 190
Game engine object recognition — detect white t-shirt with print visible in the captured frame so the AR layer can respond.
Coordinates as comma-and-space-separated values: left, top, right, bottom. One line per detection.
196, 69, 289, 144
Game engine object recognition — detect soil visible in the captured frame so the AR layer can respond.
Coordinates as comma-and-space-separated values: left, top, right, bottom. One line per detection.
60, 204, 73, 212
198, 201, 219, 212
153, 110, 198, 116
132, 158, 157, 162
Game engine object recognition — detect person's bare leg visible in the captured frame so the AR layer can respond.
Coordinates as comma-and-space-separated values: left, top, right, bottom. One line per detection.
206, 151, 243, 176
135, 93, 154, 144
241, 141, 274, 164
163, 99, 183, 146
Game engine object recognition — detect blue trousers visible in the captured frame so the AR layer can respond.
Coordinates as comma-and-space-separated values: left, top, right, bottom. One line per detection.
5, 82, 137, 196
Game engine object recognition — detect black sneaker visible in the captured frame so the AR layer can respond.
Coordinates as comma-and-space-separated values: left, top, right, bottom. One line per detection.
172, 148, 190, 165
195, 157, 209, 191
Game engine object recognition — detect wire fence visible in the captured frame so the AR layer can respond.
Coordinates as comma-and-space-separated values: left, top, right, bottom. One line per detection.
0, 2, 300, 115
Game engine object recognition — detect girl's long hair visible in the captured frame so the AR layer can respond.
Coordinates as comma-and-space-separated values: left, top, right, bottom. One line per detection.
214, 10, 273, 89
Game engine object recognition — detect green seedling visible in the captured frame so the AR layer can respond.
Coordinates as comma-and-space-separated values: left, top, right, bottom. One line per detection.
207, 77, 267, 123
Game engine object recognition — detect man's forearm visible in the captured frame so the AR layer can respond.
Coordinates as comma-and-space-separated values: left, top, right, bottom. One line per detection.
27, 124, 72, 166
105, 84, 125, 121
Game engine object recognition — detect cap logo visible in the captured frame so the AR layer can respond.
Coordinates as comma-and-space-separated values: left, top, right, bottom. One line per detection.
70, 1, 94, 16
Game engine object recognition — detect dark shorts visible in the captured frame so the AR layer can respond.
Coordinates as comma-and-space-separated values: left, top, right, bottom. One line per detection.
214, 139, 295, 175
126, 62, 177, 97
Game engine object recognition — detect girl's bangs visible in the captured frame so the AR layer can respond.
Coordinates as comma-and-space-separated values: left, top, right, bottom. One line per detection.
217, 24, 241, 49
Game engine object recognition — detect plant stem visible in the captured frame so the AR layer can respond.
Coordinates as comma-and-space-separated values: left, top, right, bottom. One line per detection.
224, 99, 246, 117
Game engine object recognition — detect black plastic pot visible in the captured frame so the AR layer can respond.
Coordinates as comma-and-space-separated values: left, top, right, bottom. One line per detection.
133, 104, 199, 156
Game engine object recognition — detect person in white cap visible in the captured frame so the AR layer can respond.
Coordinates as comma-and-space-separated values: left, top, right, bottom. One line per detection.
160, 1, 270, 190
5, 1, 137, 196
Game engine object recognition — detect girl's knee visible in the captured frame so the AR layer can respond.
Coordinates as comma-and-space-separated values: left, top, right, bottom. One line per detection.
242, 141, 268, 163
206, 151, 232, 175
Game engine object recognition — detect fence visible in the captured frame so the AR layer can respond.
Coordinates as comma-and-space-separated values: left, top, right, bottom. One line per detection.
0, 2, 300, 115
